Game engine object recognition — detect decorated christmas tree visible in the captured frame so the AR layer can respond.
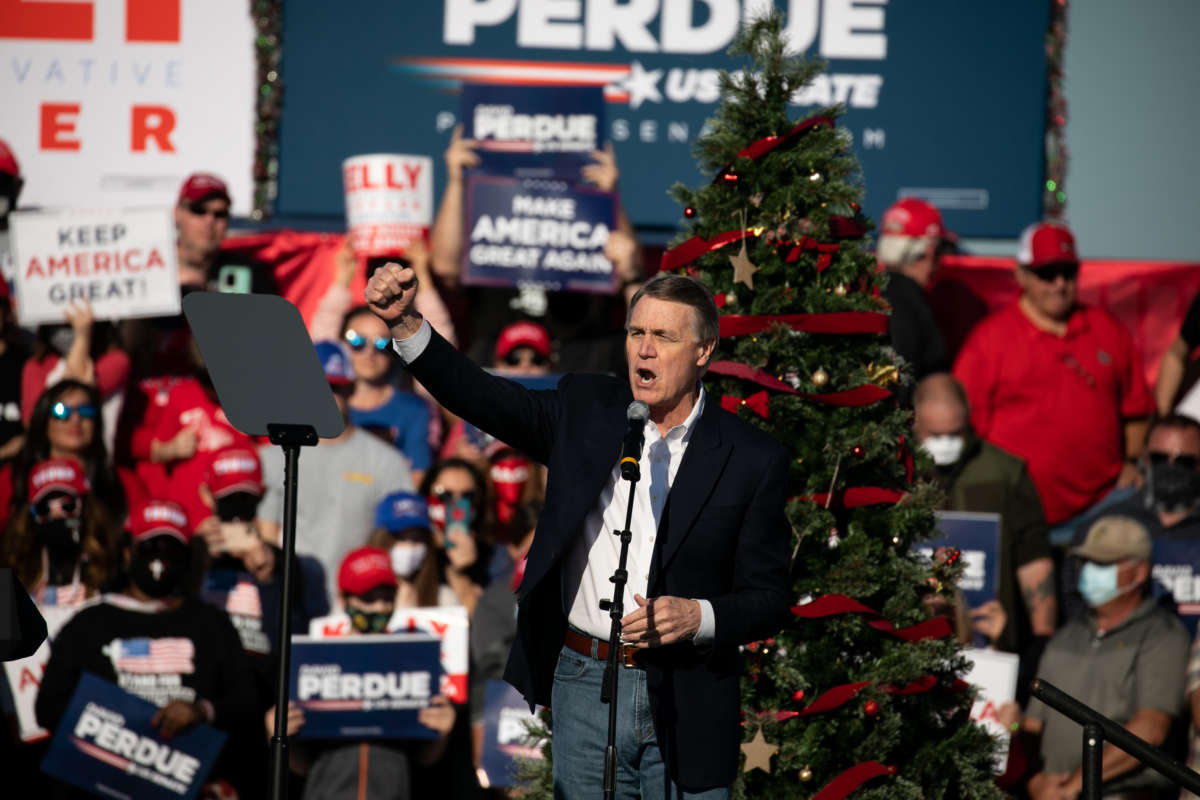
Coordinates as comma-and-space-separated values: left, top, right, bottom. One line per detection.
519, 13, 1003, 799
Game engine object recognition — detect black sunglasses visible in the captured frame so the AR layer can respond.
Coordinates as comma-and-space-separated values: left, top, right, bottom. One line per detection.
50, 402, 98, 421
187, 203, 230, 219
35, 496, 78, 519
1027, 263, 1078, 283
345, 330, 390, 352
433, 489, 477, 505
503, 350, 548, 367
1149, 451, 1200, 470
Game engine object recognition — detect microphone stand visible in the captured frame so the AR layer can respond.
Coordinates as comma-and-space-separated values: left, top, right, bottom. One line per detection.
599, 456, 639, 800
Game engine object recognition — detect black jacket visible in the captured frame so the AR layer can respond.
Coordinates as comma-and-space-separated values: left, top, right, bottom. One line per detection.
406, 330, 791, 789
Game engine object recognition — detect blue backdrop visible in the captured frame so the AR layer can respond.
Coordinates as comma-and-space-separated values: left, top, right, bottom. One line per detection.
278, 1, 1048, 237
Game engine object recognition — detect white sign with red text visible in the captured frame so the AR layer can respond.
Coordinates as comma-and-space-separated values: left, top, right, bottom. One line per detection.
342, 154, 433, 257
0, 0, 255, 215
10, 207, 180, 324
964, 648, 1019, 774
2, 603, 89, 743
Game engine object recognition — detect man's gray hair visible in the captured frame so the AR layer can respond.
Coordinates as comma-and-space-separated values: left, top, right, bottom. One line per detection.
626, 273, 720, 344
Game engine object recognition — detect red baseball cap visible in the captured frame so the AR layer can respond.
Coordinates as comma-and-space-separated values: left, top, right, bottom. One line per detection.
880, 198, 954, 242
1017, 222, 1079, 269
178, 173, 231, 205
495, 321, 552, 361
28, 458, 89, 504
0, 139, 19, 178
128, 499, 191, 544
206, 446, 264, 498
338, 546, 398, 595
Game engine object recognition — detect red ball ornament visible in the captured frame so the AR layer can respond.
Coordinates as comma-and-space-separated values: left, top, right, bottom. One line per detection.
683, 206, 697, 218
792, 689, 806, 701
721, 170, 739, 186
863, 700, 880, 717
852, 445, 864, 457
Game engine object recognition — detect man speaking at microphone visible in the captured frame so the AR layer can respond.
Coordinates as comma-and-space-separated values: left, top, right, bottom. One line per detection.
365, 267, 791, 799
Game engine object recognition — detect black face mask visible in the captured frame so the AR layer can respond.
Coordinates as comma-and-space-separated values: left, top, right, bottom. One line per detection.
215, 492, 260, 523
1145, 461, 1200, 514
130, 540, 188, 598
349, 609, 392, 634
38, 518, 82, 564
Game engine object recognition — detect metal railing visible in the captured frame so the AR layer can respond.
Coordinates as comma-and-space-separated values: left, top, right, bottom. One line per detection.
1030, 679, 1200, 799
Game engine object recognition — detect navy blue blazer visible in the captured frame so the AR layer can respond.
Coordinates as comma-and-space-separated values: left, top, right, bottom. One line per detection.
406, 329, 792, 789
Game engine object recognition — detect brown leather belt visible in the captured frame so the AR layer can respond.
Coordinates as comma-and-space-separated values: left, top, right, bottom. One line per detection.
564, 628, 643, 669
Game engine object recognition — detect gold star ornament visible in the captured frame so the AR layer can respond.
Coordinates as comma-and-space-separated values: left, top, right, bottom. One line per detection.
730, 242, 759, 289
740, 726, 778, 773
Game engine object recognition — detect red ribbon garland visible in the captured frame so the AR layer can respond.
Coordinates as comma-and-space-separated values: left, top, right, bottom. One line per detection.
813, 762, 896, 800
708, 361, 892, 408
660, 229, 751, 271
721, 391, 769, 419
718, 312, 889, 338
784, 236, 841, 272
736, 115, 836, 160
791, 594, 954, 642
795, 681, 871, 717
799, 488, 907, 508
828, 215, 870, 240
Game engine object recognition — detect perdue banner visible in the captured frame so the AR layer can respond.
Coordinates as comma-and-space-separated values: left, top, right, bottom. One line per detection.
40, 672, 227, 800
277, 0, 1049, 236
10, 207, 180, 325
0, 0, 256, 215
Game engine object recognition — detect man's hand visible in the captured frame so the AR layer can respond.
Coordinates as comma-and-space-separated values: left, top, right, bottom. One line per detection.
581, 142, 619, 192
151, 700, 206, 739
154, 427, 198, 463
969, 600, 1007, 644
364, 262, 422, 336
620, 594, 701, 648
445, 125, 481, 182
418, 695, 455, 737
263, 702, 305, 739
1116, 461, 1143, 489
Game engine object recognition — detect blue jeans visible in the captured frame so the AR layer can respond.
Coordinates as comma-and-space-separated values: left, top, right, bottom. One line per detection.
550, 644, 731, 800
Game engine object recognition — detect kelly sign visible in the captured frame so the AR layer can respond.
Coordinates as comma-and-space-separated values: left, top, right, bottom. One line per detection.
464, 175, 617, 293
40, 672, 226, 800
290, 634, 442, 740
10, 207, 180, 325
342, 153, 434, 257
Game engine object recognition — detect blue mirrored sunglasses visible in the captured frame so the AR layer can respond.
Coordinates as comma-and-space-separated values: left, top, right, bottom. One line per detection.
51, 402, 98, 421
345, 330, 390, 352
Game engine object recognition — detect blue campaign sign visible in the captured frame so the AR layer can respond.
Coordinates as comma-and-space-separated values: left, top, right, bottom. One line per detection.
290, 634, 442, 740
464, 175, 617, 292
1151, 540, 1200, 637
463, 84, 605, 180
278, 2, 1048, 236
40, 672, 226, 800
917, 511, 1001, 609
480, 680, 543, 789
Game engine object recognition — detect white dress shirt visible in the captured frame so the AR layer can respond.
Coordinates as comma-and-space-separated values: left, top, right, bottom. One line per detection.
394, 320, 715, 645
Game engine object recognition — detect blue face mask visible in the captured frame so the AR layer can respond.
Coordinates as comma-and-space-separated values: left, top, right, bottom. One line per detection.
1078, 562, 1124, 608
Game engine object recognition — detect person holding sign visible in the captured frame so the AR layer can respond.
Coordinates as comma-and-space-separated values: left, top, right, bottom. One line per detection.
366, 269, 791, 798
35, 499, 259, 796
278, 546, 457, 799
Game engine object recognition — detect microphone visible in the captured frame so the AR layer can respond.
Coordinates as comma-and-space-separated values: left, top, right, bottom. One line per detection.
620, 401, 649, 481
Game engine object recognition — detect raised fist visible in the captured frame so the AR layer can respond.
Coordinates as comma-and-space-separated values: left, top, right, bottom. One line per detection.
364, 262, 419, 328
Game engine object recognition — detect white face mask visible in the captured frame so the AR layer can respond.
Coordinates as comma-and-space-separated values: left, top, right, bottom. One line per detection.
922, 435, 966, 467
390, 542, 428, 578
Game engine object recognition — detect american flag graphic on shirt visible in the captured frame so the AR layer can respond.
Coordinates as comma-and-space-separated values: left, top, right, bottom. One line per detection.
107, 637, 195, 674
225, 580, 263, 618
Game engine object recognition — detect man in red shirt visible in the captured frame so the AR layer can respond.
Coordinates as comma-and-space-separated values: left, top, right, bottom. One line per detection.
953, 223, 1153, 544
